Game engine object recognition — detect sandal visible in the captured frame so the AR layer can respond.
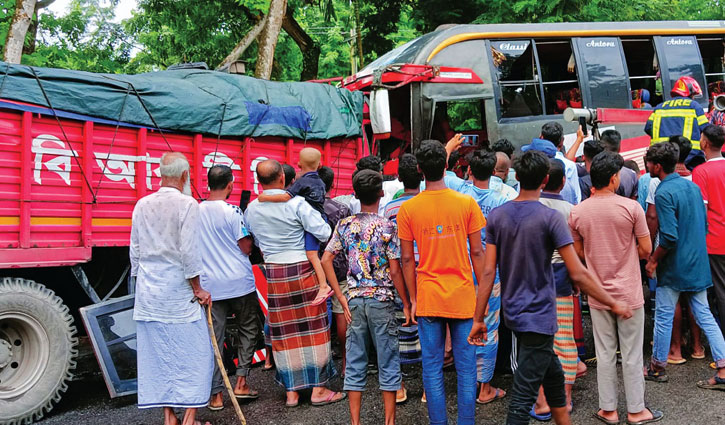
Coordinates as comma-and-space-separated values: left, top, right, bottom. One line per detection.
529, 406, 552, 422
234, 389, 260, 400
396, 387, 407, 404
691, 352, 706, 360
626, 408, 664, 424
311, 391, 347, 406
593, 412, 620, 425
667, 357, 686, 365
644, 367, 668, 383
476, 388, 506, 404
696, 375, 725, 391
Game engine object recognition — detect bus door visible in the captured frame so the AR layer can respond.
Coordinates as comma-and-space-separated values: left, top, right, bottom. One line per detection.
572, 37, 631, 109
653, 35, 708, 101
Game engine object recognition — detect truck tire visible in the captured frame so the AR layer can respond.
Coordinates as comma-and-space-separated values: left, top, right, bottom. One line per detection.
0, 278, 78, 424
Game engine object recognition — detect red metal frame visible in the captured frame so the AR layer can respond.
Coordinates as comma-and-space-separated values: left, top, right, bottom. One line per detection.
341, 64, 483, 91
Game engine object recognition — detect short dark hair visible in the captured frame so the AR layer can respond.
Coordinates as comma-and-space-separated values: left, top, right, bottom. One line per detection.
398, 153, 422, 189
447, 150, 461, 171
353, 169, 383, 205
543, 158, 565, 192
541, 122, 564, 147
282, 164, 296, 188
702, 124, 725, 149
667, 135, 692, 163
645, 143, 678, 174
258, 160, 283, 185
356, 155, 382, 173
514, 150, 550, 190
600, 130, 622, 153
491, 138, 515, 158
318, 166, 334, 192
583, 139, 605, 160
590, 151, 624, 190
468, 150, 496, 181
416, 140, 447, 181
208, 165, 233, 190
623, 159, 640, 175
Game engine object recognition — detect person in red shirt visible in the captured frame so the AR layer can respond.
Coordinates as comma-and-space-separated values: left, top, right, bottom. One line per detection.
693, 124, 725, 339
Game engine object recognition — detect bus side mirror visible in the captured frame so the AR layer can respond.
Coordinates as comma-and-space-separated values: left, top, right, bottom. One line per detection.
370, 89, 391, 139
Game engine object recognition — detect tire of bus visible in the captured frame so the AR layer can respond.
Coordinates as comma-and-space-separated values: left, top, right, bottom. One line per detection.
0, 277, 78, 424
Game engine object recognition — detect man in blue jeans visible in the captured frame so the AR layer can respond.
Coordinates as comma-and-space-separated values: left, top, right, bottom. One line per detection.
644, 142, 725, 390
397, 140, 487, 425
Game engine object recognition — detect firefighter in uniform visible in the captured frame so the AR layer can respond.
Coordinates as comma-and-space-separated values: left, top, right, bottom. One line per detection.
645, 76, 709, 169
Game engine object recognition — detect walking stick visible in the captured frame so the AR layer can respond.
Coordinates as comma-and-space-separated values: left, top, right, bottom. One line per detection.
205, 305, 247, 425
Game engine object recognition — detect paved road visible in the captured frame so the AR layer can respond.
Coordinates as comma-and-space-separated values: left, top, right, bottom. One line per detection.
38, 317, 725, 425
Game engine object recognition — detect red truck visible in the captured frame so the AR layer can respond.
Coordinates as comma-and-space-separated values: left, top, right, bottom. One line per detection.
0, 63, 364, 424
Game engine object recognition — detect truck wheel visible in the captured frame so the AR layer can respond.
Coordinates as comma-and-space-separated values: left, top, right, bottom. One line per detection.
0, 278, 78, 424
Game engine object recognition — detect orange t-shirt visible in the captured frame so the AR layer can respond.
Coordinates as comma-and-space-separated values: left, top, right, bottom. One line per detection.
397, 188, 485, 319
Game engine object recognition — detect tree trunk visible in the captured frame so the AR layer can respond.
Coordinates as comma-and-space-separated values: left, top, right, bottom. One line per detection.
217, 14, 268, 70
4, 0, 37, 63
354, 0, 363, 68
282, 7, 319, 80
254, 0, 287, 80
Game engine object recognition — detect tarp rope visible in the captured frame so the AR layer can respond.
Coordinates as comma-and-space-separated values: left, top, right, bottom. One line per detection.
29, 66, 97, 203
94, 84, 132, 195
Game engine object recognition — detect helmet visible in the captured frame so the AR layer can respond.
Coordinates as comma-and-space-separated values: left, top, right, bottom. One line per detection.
671, 76, 702, 98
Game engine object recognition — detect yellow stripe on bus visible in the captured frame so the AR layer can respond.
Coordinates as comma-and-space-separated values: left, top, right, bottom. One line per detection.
0, 217, 131, 226
426, 28, 725, 62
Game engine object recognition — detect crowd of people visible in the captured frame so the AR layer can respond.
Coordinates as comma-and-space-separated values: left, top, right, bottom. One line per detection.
129, 77, 725, 425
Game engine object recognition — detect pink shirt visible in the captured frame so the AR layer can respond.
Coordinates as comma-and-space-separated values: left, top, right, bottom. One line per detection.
569, 193, 649, 310
692, 157, 725, 255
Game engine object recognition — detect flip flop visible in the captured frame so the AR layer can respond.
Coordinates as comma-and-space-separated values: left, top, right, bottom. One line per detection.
696, 375, 725, 391
529, 406, 552, 422
691, 352, 706, 360
234, 390, 260, 400
626, 408, 664, 424
667, 357, 686, 365
396, 387, 408, 404
310, 288, 334, 306
207, 403, 224, 412
476, 388, 506, 405
311, 391, 347, 406
593, 412, 620, 425
285, 400, 299, 408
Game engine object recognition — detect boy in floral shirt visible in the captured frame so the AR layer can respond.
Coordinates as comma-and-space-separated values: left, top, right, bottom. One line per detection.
322, 169, 412, 425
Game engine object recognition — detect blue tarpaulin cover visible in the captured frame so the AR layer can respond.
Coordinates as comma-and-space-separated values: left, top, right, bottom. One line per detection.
0, 62, 363, 140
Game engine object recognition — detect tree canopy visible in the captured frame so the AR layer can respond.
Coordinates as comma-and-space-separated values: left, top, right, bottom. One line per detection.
1, 0, 723, 80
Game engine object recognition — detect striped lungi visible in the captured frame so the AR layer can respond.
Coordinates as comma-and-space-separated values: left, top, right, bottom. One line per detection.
265, 261, 336, 391
553, 295, 578, 384
476, 280, 501, 383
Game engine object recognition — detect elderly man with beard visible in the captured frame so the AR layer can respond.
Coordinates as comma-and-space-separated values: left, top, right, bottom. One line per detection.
130, 152, 213, 425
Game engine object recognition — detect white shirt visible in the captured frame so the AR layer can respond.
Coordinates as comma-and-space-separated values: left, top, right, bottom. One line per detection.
349, 179, 403, 215
199, 200, 255, 301
245, 189, 331, 264
555, 151, 582, 205
489, 175, 519, 201
130, 187, 203, 323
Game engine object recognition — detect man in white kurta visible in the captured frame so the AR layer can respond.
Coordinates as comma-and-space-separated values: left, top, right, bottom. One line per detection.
130, 152, 213, 425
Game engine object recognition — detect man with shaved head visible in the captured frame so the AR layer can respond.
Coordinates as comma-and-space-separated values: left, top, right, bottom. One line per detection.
245, 159, 345, 408
491, 151, 519, 201
130, 152, 213, 425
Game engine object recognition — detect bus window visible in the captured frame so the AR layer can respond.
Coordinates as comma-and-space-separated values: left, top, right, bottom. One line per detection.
654, 36, 707, 101
697, 37, 725, 110
574, 37, 631, 109
536, 40, 581, 114
490, 40, 543, 118
622, 38, 661, 108
432, 100, 487, 147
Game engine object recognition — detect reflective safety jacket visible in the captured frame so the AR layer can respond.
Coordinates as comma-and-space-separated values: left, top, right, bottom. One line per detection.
644, 97, 709, 150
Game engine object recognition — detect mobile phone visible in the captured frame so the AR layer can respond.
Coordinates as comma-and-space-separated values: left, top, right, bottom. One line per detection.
578, 117, 588, 137
461, 134, 479, 147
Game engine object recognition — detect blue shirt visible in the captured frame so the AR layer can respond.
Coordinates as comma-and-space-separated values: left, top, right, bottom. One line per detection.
638, 173, 652, 212
486, 201, 574, 335
555, 151, 582, 205
287, 171, 327, 217
442, 174, 509, 244
245, 189, 331, 264
654, 173, 712, 291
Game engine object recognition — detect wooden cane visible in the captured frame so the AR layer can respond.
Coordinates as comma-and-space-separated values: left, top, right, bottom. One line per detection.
205, 305, 247, 425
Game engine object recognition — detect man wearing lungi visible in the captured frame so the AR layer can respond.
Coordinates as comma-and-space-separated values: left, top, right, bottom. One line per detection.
130, 152, 214, 425
245, 159, 346, 408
